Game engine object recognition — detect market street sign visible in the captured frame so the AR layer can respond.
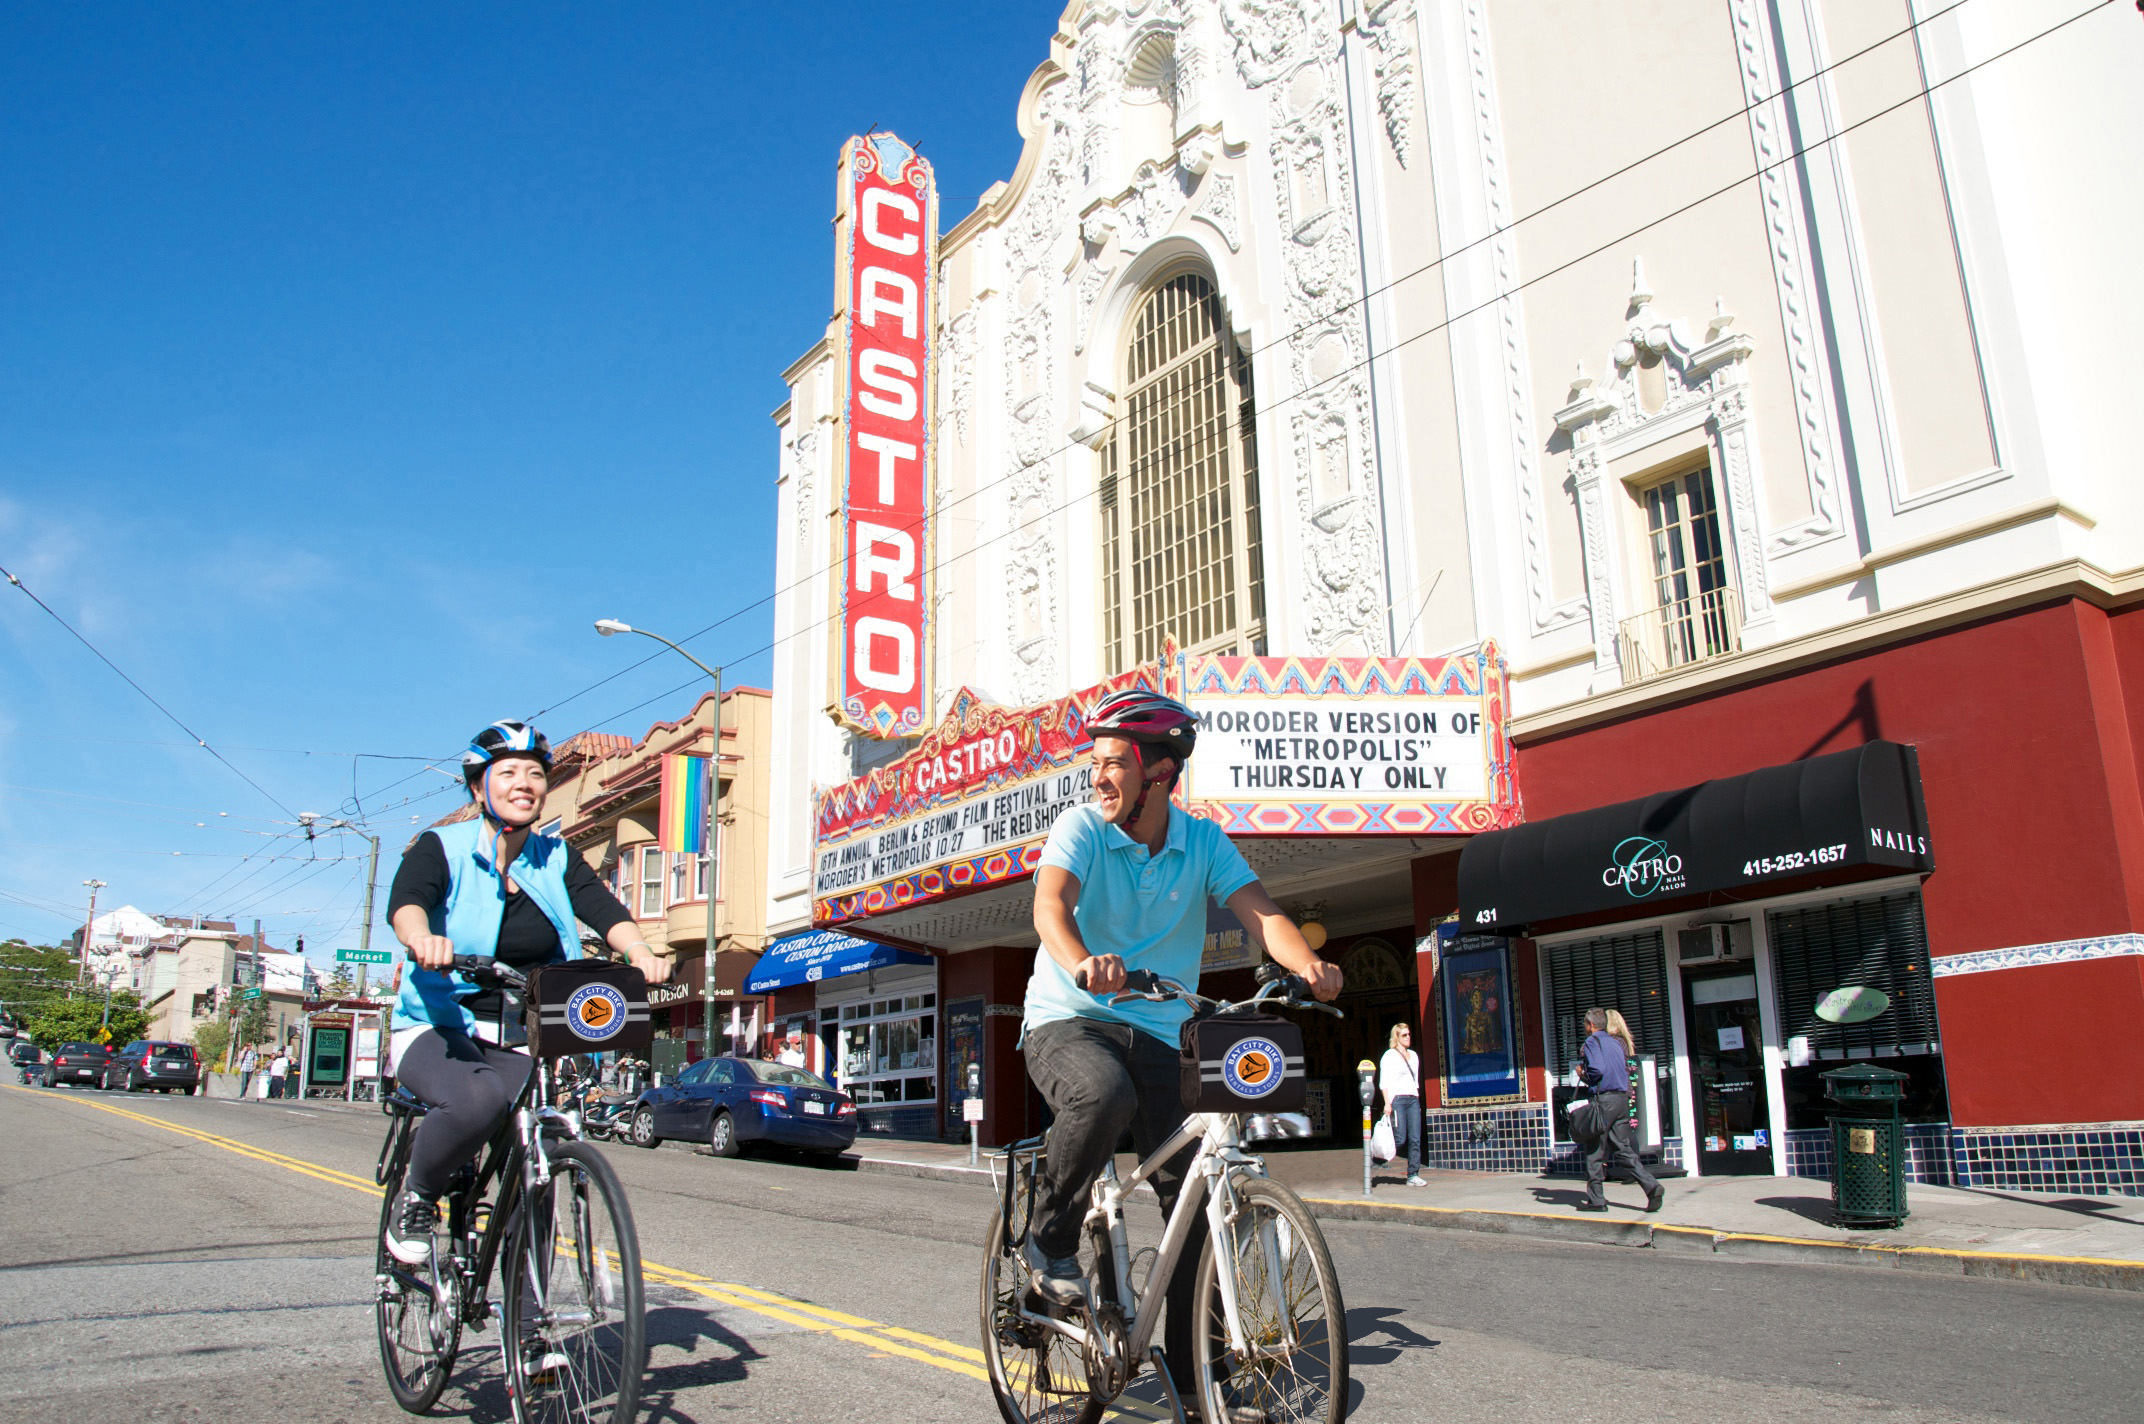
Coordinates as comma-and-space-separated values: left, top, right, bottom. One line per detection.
336, 948, 394, 965
240, 987, 265, 999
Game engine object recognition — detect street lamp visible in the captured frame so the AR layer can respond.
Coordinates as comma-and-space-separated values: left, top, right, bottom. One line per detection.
595, 619, 724, 1056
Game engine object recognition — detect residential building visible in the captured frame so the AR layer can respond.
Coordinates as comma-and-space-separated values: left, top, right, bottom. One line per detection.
761, 0, 2144, 1193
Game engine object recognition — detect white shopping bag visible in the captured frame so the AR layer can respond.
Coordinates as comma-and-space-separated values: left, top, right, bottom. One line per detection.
1371, 1118, 1396, 1163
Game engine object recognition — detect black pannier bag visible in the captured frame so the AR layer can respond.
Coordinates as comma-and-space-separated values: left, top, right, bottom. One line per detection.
527, 960, 653, 1059
1180, 1014, 1306, 1113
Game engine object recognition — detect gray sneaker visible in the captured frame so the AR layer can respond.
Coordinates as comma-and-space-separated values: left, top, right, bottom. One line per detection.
1021, 1236, 1087, 1308
383, 1189, 438, 1265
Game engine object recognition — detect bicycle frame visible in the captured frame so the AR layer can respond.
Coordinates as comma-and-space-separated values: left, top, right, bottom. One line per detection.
1002, 1108, 1277, 1369
382, 1058, 581, 1329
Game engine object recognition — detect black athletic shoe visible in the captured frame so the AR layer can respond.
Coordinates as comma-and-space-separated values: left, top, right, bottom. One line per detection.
1575, 1201, 1609, 1213
1646, 1185, 1666, 1214
384, 1190, 439, 1264
1021, 1237, 1088, 1308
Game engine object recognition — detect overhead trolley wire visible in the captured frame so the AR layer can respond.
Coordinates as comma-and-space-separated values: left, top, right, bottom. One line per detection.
515, 0, 1990, 735
548, 0, 2109, 744
1, 562, 302, 820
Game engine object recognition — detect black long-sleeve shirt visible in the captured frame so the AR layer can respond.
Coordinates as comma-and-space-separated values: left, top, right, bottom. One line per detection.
389, 831, 636, 1018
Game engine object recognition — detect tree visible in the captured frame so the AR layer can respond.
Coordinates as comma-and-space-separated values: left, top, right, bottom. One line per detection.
27, 990, 150, 1050
326, 963, 356, 997
192, 1016, 232, 1068
0, 940, 77, 1024
235, 995, 271, 1050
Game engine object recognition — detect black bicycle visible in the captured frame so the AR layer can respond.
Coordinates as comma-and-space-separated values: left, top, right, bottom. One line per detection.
373, 955, 647, 1424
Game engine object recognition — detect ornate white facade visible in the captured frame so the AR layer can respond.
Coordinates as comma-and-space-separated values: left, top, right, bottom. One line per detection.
765, 0, 2142, 940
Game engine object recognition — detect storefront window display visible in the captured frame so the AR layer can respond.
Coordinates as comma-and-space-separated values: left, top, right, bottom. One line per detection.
1436, 929, 1521, 1102
1769, 890, 1947, 1130
839, 992, 937, 1106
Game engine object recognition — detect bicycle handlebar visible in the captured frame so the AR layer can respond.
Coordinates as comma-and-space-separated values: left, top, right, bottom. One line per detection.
1075, 963, 1341, 1020
405, 950, 528, 993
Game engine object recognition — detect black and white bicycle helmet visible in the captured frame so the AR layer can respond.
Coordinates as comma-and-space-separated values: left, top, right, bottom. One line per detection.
460, 719, 553, 789
1086, 688, 1198, 761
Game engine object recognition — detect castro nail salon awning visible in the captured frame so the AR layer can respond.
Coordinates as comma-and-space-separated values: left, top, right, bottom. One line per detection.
745, 929, 933, 994
1457, 740, 1934, 935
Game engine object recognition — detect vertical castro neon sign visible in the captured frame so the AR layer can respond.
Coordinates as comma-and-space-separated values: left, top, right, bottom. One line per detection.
837, 132, 936, 738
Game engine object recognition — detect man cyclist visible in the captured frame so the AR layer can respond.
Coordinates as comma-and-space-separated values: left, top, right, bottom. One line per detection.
382, 719, 670, 1265
1021, 689, 1343, 1380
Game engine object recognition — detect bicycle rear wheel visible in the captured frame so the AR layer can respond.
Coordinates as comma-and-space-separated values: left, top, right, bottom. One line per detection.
502, 1141, 646, 1424
375, 1126, 461, 1414
979, 1140, 1105, 1424
1190, 1177, 1347, 1424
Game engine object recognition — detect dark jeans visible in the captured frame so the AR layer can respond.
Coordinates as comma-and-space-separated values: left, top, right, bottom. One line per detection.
396, 1029, 534, 1198
1388, 1095, 1422, 1176
1582, 1090, 1659, 1205
1024, 1016, 1206, 1390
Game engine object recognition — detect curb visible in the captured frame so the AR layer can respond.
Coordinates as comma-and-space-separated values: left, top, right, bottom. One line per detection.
852, 1155, 996, 1187
1296, 1195, 2144, 1293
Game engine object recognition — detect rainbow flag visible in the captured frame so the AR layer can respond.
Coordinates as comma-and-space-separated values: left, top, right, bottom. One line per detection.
658, 753, 709, 853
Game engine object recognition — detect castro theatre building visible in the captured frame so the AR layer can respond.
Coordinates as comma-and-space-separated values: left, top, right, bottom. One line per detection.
759, 4, 2144, 1187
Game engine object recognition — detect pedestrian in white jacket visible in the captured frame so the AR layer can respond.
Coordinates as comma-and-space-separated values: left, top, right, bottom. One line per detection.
1380, 1025, 1425, 1186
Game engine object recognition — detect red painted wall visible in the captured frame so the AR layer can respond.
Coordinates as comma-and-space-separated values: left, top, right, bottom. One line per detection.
1516, 599, 2144, 1128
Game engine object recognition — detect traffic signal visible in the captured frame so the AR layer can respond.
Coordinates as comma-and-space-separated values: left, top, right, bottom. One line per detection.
295, 935, 305, 956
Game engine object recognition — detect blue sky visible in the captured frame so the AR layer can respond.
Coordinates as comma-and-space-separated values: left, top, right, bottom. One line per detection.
0, 2, 1063, 963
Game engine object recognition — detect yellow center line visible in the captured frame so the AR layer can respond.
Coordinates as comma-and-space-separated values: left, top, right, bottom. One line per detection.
5, 1083, 1150, 1402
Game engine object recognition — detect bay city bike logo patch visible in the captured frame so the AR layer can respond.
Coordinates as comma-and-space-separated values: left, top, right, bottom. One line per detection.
1222, 1037, 1287, 1099
565, 983, 630, 1042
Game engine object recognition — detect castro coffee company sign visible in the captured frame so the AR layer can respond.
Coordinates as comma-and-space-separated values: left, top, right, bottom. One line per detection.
836, 131, 937, 739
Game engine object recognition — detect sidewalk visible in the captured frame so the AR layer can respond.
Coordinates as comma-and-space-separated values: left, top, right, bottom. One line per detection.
841, 1133, 2144, 1292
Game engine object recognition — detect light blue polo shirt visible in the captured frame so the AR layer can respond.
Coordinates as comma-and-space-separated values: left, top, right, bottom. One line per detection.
1023, 802, 1259, 1045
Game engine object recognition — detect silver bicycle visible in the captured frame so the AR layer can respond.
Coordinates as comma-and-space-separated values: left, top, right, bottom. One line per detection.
981, 967, 1348, 1424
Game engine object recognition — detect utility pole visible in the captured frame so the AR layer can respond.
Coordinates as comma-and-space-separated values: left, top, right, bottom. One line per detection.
352, 829, 382, 999
77, 878, 106, 985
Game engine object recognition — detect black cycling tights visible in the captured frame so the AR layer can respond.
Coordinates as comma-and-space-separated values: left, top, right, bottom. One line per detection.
396, 1029, 534, 1198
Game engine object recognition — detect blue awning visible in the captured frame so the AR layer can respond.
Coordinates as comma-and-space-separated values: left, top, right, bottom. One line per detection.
746, 930, 931, 994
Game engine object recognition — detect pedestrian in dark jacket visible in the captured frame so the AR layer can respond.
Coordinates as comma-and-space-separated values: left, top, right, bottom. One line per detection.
1577, 1007, 1664, 1214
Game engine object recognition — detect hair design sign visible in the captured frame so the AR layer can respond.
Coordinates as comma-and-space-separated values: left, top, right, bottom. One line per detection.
836, 131, 937, 738
811, 670, 1157, 925
1177, 643, 1518, 835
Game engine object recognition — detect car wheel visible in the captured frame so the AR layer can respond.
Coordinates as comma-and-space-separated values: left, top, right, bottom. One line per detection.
708, 1111, 741, 1159
631, 1107, 659, 1149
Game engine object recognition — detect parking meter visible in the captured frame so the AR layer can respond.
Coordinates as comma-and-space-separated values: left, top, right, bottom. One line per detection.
1357, 1059, 1378, 1197
965, 1060, 984, 1166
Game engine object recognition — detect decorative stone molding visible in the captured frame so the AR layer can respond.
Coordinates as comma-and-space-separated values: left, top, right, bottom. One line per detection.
787, 428, 818, 543
1728, 0, 1842, 553
1074, 262, 1115, 354
1462, 0, 1585, 636
1221, 0, 1392, 656
940, 310, 977, 448
1553, 266, 1780, 680
1191, 170, 1242, 252
1359, 0, 1417, 168
1930, 934, 2144, 979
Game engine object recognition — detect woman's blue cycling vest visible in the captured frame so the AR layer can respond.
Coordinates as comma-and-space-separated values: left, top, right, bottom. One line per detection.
392, 819, 584, 1035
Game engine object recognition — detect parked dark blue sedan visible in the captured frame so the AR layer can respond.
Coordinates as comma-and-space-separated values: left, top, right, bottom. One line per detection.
626, 1056, 857, 1160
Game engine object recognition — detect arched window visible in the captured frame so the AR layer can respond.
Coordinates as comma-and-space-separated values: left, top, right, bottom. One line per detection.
1100, 272, 1265, 670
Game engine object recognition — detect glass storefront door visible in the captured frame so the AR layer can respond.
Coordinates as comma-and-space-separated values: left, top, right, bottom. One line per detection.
1681, 966, 1771, 1175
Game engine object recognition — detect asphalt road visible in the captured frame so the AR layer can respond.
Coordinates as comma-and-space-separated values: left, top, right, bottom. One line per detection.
2, 1082, 2140, 1424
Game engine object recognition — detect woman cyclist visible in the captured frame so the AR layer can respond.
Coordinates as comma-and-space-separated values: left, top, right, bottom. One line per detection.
382, 719, 670, 1264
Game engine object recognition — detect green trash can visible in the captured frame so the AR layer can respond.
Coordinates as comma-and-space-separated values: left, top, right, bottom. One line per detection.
1822, 1063, 1911, 1228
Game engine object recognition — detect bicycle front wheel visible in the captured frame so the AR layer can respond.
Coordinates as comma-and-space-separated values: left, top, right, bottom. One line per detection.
502, 1141, 646, 1424
1191, 1177, 1348, 1424
375, 1126, 461, 1414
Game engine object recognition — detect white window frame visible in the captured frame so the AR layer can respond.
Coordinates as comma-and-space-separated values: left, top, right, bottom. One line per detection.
833, 989, 937, 1108
637, 846, 663, 919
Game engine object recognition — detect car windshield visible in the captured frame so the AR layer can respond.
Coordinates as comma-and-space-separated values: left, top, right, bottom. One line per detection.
60, 1042, 101, 1054
154, 1046, 191, 1058
743, 1060, 834, 1090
